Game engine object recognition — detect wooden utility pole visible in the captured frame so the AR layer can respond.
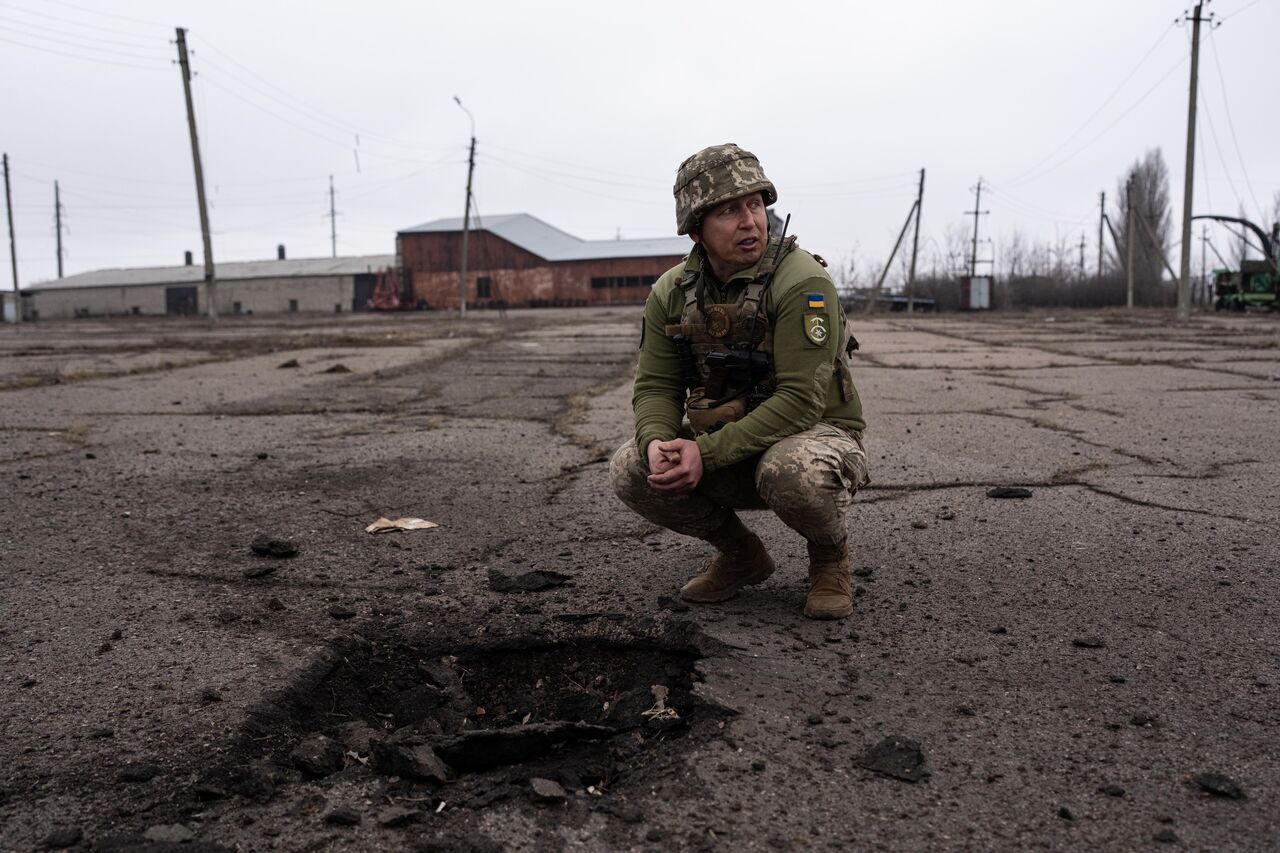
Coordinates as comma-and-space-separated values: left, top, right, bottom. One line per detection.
1097, 191, 1106, 278
1177, 2, 1209, 320
906, 168, 925, 313
4, 153, 17, 323
328, 175, 336, 258
175, 28, 216, 320
966, 178, 989, 277
1126, 177, 1135, 309
458, 135, 475, 318
1078, 234, 1087, 278
55, 180, 64, 278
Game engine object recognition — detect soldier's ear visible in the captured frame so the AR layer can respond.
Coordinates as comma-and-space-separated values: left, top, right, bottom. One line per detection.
689, 230, 702, 246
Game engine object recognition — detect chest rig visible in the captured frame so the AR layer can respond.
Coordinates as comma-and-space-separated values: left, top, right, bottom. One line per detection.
664, 234, 798, 435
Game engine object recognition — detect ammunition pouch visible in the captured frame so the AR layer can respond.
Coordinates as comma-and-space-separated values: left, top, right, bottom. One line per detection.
686, 388, 748, 435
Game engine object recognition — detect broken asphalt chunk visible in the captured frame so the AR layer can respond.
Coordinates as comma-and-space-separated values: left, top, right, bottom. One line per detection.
250, 535, 298, 559
323, 807, 361, 825
529, 777, 568, 802
370, 738, 452, 783
43, 826, 82, 849
116, 763, 162, 783
487, 567, 572, 593
436, 722, 613, 774
277, 358, 300, 369
856, 737, 929, 783
986, 487, 1032, 499
1192, 772, 1245, 799
1072, 636, 1107, 649
290, 734, 345, 777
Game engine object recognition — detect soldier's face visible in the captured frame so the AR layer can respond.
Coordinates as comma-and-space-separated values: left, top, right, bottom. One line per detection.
694, 192, 767, 276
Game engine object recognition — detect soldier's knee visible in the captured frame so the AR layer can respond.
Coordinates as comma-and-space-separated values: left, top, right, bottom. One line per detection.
609, 440, 647, 502
755, 448, 838, 508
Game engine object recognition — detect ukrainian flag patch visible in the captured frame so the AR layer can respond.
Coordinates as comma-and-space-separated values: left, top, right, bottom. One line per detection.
807, 293, 826, 310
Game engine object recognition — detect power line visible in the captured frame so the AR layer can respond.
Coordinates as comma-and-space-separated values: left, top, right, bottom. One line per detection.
1004, 53, 1188, 189
0, 10, 170, 53
0, 0, 166, 40
1206, 27, 1263, 224
0, 33, 168, 71
1001, 21, 1178, 187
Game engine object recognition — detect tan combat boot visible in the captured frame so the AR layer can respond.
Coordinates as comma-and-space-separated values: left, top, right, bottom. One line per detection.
804, 540, 853, 620
679, 520, 775, 604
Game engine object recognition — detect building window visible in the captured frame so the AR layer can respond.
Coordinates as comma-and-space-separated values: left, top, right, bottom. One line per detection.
590, 275, 658, 290
475, 276, 492, 299
334, 303, 342, 313
233, 302, 242, 315
288, 299, 299, 313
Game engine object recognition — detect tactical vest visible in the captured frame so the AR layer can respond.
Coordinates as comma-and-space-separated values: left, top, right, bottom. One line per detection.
663, 236, 860, 436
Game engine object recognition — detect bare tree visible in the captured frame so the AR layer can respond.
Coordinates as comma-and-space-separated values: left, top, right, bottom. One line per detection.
1111, 148, 1173, 301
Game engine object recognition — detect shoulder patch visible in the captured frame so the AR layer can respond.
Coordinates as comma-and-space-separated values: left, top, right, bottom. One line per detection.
804, 313, 829, 346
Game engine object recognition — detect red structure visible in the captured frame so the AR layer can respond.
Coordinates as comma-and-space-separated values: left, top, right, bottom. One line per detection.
396, 214, 689, 309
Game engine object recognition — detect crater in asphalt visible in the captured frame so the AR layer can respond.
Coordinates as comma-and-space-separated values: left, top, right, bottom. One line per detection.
225, 621, 729, 810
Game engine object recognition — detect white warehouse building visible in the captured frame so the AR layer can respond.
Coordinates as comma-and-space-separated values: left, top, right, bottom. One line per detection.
20, 252, 394, 320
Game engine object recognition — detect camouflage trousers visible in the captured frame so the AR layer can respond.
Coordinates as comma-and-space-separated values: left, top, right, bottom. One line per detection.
609, 423, 869, 549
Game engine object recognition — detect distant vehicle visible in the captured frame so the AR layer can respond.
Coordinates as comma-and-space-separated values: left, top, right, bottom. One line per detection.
1192, 213, 1279, 312
1214, 259, 1277, 311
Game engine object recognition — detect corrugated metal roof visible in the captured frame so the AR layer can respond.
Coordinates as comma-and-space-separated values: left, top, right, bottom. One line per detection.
26, 254, 395, 292
399, 213, 689, 262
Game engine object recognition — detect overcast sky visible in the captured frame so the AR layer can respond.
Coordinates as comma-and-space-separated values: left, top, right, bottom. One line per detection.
2, 0, 1276, 292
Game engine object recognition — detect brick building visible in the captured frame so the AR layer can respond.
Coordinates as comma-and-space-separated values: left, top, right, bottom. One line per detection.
396, 214, 690, 309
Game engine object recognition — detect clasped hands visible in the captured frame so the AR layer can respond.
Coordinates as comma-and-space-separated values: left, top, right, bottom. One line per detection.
645, 437, 703, 494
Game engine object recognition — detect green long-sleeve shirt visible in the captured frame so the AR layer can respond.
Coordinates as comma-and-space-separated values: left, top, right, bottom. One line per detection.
633, 246, 865, 472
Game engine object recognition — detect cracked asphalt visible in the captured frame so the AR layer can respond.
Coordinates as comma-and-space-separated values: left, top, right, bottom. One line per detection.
1, 307, 1277, 851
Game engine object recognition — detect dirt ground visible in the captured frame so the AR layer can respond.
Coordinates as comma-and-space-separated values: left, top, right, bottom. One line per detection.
1, 307, 1277, 852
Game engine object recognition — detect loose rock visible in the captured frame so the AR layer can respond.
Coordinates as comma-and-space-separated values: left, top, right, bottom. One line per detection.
243, 564, 277, 579
530, 777, 567, 802
250, 535, 298, 558
1056, 806, 1073, 821
44, 826, 82, 848
1192, 772, 1245, 799
657, 595, 689, 613
1098, 784, 1125, 797
290, 734, 345, 777
117, 763, 161, 783
143, 824, 195, 843
323, 363, 352, 374
856, 737, 929, 783
277, 359, 300, 369
1154, 829, 1179, 844
986, 486, 1033, 499
328, 604, 357, 620
1072, 636, 1107, 649
371, 737, 452, 783
487, 567, 572, 593
323, 807, 361, 826
377, 806, 421, 827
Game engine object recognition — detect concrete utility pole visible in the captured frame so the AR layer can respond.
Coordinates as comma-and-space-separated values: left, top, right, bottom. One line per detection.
1078, 234, 1087, 278
55, 180, 64, 278
454, 96, 476, 318
4, 153, 17, 323
1126, 177, 1135, 310
1177, 2, 1210, 320
328, 175, 337, 258
1097, 191, 1106, 278
966, 177, 989, 277
906, 168, 925, 313
175, 28, 216, 320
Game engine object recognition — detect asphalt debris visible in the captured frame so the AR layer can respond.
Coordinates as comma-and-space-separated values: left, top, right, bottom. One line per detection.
116, 762, 162, 783
986, 486, 1033, 499
243, 564, 278, 579
657, 595, 690, 613
1154, 829, 1179, 844
250, 535, 299, 559
1056, 806, 1074, 821
327, 604, 357, 620
1073, 636, 1107, 649
529, 777, 568, 802
43, 826, 83, 849
487, 567, 572, 593
1098, 784, 1125, 797
277, 358, 300, 369
323, 363, 352, 374
323, 807, 362, 826
1192, 772, 1245, 799
856, 737, 929, 783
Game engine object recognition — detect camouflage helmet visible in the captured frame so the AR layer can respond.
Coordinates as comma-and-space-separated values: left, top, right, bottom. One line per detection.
673, 143, 777, 235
